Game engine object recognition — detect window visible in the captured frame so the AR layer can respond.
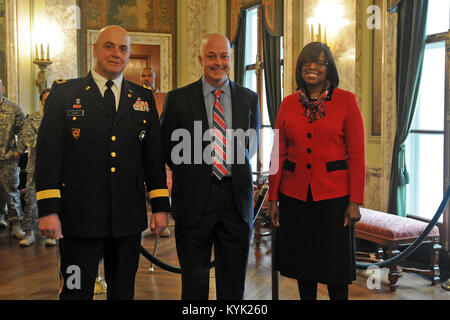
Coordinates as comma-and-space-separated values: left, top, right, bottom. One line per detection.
243, 6, 283, 178
405, 0, 449, 222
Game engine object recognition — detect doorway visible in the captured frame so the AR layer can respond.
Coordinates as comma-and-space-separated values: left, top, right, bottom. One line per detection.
124, 44, 160, 89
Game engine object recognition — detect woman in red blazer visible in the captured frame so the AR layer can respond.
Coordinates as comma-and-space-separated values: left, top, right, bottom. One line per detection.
268, 42, 365, 300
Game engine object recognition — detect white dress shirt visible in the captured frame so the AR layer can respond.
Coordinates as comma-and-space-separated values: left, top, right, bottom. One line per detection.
91, 68, 123, 111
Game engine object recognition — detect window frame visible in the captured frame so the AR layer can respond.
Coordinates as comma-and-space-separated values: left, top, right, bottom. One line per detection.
406, 29, 450, 249
242, 5, 273, 179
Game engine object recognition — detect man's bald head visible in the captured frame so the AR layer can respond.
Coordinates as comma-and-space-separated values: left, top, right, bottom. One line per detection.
198, 33, 232, 88
199, 33, 231, 56
93, 25, 131, 80
95, 25, 130, 46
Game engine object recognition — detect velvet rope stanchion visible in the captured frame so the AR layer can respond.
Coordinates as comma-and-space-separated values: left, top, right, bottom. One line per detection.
140, 181, 270, 274
356, 185, 450, 270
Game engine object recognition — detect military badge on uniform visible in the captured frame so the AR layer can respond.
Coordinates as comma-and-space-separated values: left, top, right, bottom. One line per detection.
73, 98, 81, 108
67, 110, 84, 117
139, 130, 146, 140
133, 99, 150, 112
71, 128, 80, 140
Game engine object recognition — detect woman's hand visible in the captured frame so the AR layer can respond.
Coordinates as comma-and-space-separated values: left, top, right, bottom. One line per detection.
344, 202, 361, 227
268, 200, 280, 227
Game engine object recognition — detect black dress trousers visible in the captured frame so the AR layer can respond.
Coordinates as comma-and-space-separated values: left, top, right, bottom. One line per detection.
175, 178, 252, 300
58, 234, 141, 300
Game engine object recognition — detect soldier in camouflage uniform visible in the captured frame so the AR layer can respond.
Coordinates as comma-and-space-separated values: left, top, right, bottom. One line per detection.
17, 88, 55, 246
0, 78, 26, 239
0, 199, 7, 228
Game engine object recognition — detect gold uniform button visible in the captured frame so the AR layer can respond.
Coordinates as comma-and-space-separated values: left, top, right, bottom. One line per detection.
111, 152, 116, 158
111, 136, 116, 141
72, 117, 77, 121
111, 167, 116, 173
143, 120, 147, 124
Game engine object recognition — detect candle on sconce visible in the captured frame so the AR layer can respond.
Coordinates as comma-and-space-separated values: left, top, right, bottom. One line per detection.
324, 25, 327, 45
311, 24, 315, 42
35, 44, 38, 60
40, 44, 44, 60
318, 23, 322, 42
46, 44, 50, 60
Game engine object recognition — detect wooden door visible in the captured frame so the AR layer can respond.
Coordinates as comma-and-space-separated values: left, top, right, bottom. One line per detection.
124, 44, 160, 90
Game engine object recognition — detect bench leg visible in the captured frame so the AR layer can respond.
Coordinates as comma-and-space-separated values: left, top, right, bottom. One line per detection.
430, 237, 441, 286
376, 246, 384, 260
386, 246, 400, 292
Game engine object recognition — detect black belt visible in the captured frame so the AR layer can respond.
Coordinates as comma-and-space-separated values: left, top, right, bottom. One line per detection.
211, 176, 232, 184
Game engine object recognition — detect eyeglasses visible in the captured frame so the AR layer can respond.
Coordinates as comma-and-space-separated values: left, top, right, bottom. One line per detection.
303, 60, 328, 67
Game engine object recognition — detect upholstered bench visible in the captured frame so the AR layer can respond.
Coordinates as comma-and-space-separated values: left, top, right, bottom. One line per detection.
356, 208, 441, 292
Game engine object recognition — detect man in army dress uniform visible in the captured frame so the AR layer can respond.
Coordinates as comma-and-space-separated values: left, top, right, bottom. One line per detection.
35, 25, 170, 300
17, 88, 55, 247
0, 78, 26, 239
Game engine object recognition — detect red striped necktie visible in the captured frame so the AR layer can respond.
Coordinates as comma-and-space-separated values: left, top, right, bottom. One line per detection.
212, 89, 227, 180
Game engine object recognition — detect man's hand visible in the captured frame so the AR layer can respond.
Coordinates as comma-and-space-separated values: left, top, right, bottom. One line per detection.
39, 214, 63, 239
13, 152, 21, 161
344, 202, 361, 227
150, 212, 169, 235
268, 200, 280, 227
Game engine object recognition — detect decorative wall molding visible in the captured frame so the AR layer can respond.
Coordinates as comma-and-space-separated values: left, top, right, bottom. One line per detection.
45, 0, 78, 86
366, 167, 383, 177
87, 30, 173, 92
380, 9, 398, 212
4, 0, 18, 102
176, 0, 227, 87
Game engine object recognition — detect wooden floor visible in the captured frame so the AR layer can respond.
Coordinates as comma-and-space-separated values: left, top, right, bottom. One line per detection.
1, 221, 449, 300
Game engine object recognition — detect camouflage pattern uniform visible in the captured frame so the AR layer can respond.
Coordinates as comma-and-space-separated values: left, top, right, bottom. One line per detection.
0, 97, 26, 223
17, 110, 43, 231
0, 199, 6, 221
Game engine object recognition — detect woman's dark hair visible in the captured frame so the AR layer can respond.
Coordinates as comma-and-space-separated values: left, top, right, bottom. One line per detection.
295, 42, 339, 91
39, 88, 51, 102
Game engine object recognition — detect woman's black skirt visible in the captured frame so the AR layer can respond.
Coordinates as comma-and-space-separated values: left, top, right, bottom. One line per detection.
274, 191, 356, 285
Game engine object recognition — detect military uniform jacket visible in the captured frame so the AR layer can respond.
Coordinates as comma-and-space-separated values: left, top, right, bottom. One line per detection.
17, 110, 43, 177
35, 73, 170, 238
0, 98, 26, 160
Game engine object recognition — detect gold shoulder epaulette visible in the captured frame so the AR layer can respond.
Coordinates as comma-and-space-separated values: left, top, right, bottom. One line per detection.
55, 79, 67, 84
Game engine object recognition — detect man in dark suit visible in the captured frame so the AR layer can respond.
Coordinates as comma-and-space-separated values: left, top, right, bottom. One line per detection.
35, 25, 170, 300
161, 33, 261, 300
